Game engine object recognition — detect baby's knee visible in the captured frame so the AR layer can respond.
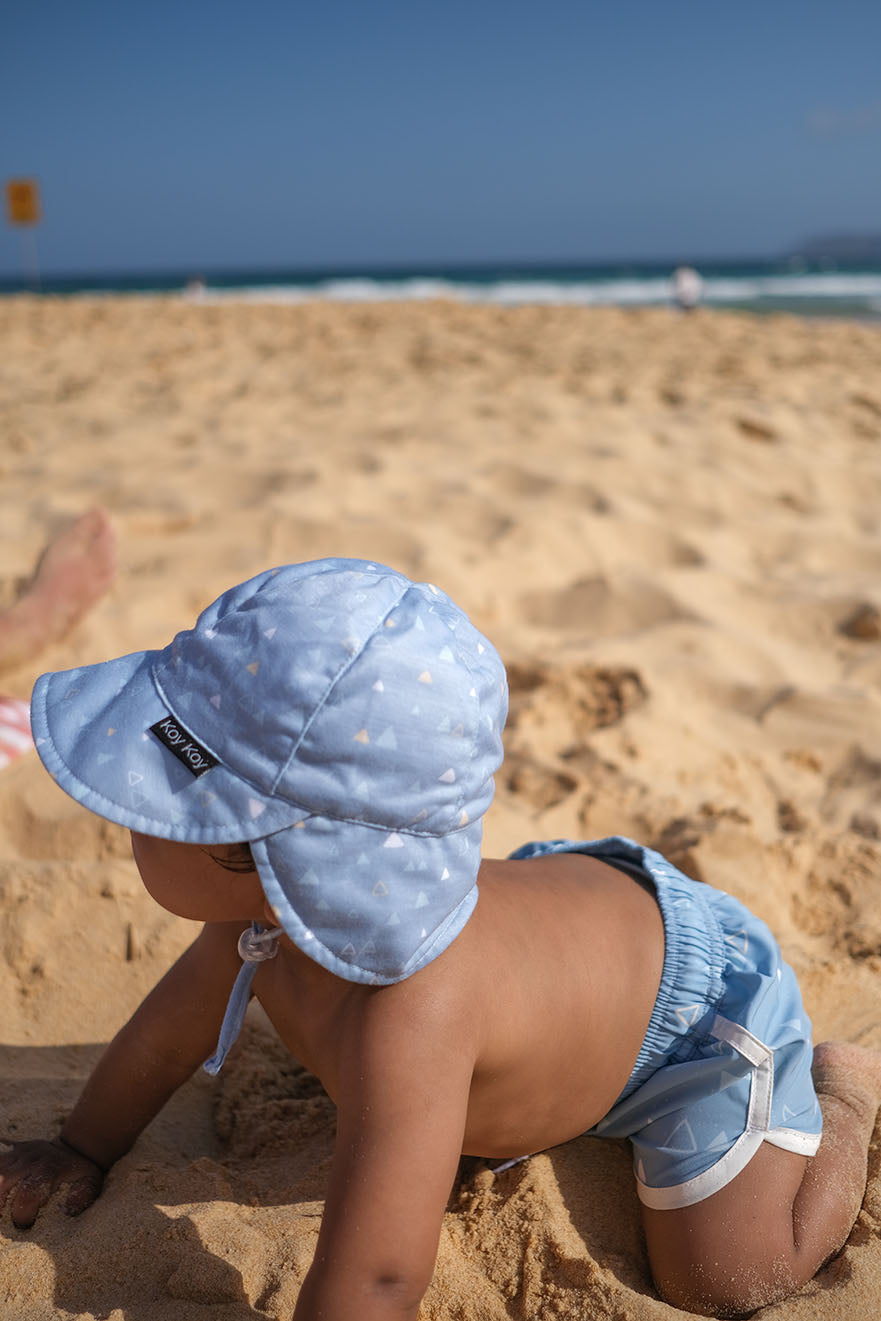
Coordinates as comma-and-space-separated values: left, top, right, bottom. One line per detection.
643, 1142, 820, 1315
653, 1255, 800, 1318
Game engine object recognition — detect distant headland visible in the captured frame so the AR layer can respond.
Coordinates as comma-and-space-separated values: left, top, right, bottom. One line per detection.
788, 233, 881, 263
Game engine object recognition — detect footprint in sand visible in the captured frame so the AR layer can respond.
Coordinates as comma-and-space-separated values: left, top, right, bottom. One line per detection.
506, 660, 648, 738
735, 414, 778, 443
819, 746, 881, 836
791, 834, 881, 962
647, 804, 752, 883
519, 576, 691, 638
502, 753, 579, 812
839, 602, 881, 640
501, 662, 648, 812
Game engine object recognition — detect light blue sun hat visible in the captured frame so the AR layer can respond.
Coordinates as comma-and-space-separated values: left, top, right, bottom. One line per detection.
30, 558, 508, 985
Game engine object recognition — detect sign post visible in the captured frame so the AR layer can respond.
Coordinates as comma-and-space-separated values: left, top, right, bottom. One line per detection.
4, 178, 42, 290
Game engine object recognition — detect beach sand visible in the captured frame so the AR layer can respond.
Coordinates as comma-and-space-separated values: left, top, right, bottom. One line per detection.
1, 296, 881, 1318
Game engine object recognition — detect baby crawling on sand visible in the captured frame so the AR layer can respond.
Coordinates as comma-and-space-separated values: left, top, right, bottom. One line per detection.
1, 559, 880, 1320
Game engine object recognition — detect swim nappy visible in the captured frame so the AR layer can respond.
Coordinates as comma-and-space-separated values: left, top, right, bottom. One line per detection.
510, 836, 823, 1209
30, 559, 508, 985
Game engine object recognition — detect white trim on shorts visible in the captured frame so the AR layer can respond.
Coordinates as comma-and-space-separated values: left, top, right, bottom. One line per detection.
637, 1014, 822, 1211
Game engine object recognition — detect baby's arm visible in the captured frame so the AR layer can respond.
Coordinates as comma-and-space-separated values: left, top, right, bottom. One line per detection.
294, 984, 475, 1321
0, 920, 244, 1228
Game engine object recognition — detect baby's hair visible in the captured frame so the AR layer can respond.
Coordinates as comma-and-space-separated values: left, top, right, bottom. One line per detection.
207, 842, 257, 874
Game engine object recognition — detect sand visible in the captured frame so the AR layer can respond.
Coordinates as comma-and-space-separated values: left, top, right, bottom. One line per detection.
1, 296, 881, 1319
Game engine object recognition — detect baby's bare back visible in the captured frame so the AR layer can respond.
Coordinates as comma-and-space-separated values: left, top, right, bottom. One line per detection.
455, 852, 665, 1155
257, 850, 666, 1162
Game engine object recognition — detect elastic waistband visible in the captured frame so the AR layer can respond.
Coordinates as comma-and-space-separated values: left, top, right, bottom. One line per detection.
507, 835, 731, 1102
582, 839, 728, 1106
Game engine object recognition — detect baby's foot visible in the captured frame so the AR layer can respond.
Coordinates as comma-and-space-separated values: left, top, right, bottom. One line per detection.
0, 510, 116, 672
812, 1041, 881, 1124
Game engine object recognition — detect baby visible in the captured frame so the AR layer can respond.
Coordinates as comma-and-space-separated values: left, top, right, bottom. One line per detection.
1, 558, 879, 1320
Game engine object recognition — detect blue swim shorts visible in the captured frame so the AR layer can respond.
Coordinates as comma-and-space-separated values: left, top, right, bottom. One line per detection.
509, 836, 823, 1209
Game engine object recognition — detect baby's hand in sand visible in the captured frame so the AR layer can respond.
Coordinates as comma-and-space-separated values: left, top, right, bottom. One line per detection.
0, 1137, 104, 1229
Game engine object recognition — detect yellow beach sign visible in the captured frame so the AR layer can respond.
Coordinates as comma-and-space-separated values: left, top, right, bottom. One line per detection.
5, 178, 41, 227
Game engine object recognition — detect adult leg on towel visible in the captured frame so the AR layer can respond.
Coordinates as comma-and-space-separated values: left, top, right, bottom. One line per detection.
0, 508, 116, 676
0, 509, 116, 769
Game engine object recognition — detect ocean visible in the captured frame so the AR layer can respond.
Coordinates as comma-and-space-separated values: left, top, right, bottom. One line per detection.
3, 257, 881, 321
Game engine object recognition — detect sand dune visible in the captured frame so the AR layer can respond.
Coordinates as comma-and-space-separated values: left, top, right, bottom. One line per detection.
1, 298, 881, 1318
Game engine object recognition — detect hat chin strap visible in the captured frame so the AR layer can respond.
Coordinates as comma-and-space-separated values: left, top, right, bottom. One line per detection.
202, 922, 283, 1076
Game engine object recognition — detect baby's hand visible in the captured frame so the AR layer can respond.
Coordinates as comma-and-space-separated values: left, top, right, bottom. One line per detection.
0, 1137, 104, 1229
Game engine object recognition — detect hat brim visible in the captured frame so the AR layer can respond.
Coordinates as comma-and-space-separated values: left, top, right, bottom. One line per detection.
31, 656, 307, 843
32, 657, 484, 985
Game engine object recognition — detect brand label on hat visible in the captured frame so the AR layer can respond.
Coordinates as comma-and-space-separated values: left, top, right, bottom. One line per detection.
150, 715, 218, 777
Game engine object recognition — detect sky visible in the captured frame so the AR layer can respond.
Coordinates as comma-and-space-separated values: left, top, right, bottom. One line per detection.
2, 0, 880, 277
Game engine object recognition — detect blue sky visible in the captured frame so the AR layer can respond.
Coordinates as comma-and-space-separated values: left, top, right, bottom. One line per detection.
2, 0, 880, 276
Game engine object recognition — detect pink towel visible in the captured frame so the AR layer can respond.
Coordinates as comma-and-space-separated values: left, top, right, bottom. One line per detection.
0, 698, 33, 770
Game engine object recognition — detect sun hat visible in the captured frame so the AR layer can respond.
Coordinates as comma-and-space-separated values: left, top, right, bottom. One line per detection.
30, 558, 508, 984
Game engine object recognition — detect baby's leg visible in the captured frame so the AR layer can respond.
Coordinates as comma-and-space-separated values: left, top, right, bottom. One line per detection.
641, 1042, 881, 1318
